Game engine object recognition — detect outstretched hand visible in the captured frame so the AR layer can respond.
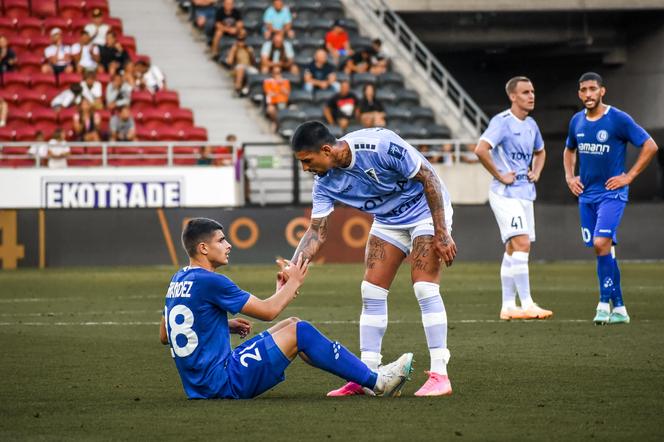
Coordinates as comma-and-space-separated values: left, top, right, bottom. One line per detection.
229, 318, 252, 339
434, 231, 457, 267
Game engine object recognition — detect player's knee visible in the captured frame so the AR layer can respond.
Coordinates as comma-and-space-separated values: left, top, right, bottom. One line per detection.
593, 237, 611, 254
287, 316, 301, 324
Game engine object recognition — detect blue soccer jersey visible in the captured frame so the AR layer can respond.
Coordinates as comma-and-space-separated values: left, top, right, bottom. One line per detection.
164, 267, 250, 399
311, 128, 452, 227
479, 109, 544, 201
565, 106, 650, 203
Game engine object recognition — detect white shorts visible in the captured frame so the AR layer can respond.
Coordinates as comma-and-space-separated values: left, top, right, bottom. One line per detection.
488, 190, 535, 243
370, 213, 453, 255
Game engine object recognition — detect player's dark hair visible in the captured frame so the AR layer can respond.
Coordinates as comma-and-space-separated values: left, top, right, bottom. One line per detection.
291, 120, 336, 152
181, 218, 224, 257
578, 72, 603, 87
505, 76, 531, 95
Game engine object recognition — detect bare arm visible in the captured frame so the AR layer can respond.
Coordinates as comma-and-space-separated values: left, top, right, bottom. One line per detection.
563, 147, 584, 196
291, 216, 329, 262
528, 148, 546, 183
159, 316, 168, 344
474, 139, 515, 184
606, 138, 659, 190
413, 165, 457, 266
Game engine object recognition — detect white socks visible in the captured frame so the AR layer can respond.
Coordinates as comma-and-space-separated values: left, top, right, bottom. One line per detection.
414, 281, 450, 375
511, 251, 534, 309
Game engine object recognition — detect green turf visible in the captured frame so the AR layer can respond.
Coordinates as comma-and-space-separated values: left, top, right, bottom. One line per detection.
1, 262, 663, 441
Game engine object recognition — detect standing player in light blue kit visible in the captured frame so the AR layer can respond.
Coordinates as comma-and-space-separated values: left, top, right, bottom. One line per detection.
160, 217, 414, 399
287, 121, 457, 397
564, 72, 658, 325
475, 76, 553, 320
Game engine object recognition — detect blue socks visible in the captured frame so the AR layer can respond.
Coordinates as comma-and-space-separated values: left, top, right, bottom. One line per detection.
296, 321, 377, 389
611, 258, 624, 307
596, 254, 615, 304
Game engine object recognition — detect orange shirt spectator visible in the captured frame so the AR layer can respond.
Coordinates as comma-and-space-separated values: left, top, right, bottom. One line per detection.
263, 73, 290, 105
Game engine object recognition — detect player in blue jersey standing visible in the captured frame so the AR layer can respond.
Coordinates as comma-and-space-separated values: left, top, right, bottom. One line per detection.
286, 121, 457, 397
563, 72, 659, 325
475, 76, 553, 321
160, 217, 414, 399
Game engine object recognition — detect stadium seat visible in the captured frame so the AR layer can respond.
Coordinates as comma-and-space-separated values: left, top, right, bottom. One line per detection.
141, 109, 171, 128
31, 106, 57, 124
28, 34, 50, 51
57, 106, 78, 124
16, 52, 43, 73
350, 36, 372, 52
14, 126, 37, 141
131, 90, 154, 110
375, 88, 396, 105
57, 0, 86, 20
2, 71, 31, 88
277, 108, 305, 138
84, 0, 110, 16
313, 88, 336, 105
385, 105, 411, 126
4, 0, 30, 18
302, 105, 324, 121
0, 127, 15, 141
8, 35, 30, 51
154, 89, 180, 110
395, 89, 420, 107
69, 17, 88, 33
30, 0, 58, 18
105, 17, 123, 35
43, 17, 70, 35
428, 124, 452, 139
409, 106, 435, 126
15, 89, 49, 110
171, 108, 194, 128
351, 72, 377, 89
31, 72, 58, 92
154, 128, 180, 141
15, 17, 42, 37
57, 72, 82, 88
117, 35, 136, 54
288, 89, 314, 107
378, 72, 405, 90
183, 126, 208, 141
136, 127, 157, 141
7, 107, 31, 126
0, 17, 17, 36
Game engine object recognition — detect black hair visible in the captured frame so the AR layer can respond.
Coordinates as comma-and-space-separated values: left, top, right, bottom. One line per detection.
578, 72, 603, 87
291, 121, 336, 152
181, 218, 224, 258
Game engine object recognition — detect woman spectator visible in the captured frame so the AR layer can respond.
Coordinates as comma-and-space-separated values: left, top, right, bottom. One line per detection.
0, 35, 17, 73
225, 29, 257, 96
357, 83, 385, 128
42, 28, 73, 75
98, 31, 129, 75
73, 99, 102, 141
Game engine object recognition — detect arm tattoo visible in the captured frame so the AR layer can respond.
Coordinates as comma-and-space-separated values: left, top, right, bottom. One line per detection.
414, 165, 448, 239
292, 216, 329, 261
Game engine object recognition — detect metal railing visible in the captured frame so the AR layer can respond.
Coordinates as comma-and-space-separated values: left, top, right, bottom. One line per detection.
346, 0, 490, 137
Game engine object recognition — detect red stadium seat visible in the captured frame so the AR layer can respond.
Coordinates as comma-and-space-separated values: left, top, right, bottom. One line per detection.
142, 109, 171, 128
30, 72, 57, 91
154, 89, 179, 111
8, 35, 31, 51
0, 127, 15, 141
173, 145, 197, 165
43, 17, 70, 35
7, 107, 31, 126
16, 52, 43, 74
105, 17, 123, 35
58, 0, 86, 20
57, 106, 77, 124
31, 0, 58, 18
96, 71, 111, 86
0, 17, 17, 36
4, 0, 30, 18
57, 71, 82, 88
15, 16, 42, 37
69, 17, 88, 34
85, 0, 110, 16
136, 127, 157, 141
62, 34, 77, 45
155, 127, 180, 141
171, 108, 194, 128
14, 127, 37, 141
2, 71, 31, 88
31, 107, 57, 124
130, 90, 154, 111
117, 35, 136, 53
29, 34, 50, 51
34, 121, 59, 136
183, 127, 208, 141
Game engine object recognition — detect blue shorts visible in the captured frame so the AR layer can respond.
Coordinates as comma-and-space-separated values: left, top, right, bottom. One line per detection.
579, 198, 626, 247
223, 332, 291, 399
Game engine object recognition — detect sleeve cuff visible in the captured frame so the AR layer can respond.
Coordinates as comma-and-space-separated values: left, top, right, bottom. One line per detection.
312, 207, 334, 218
479, 136, 496, 148
407, 157, 423, 179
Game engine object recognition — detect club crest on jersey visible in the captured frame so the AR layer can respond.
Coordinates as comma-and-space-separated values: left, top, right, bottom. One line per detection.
387, 142, 405, 160
597, 130, 609, 142
364, 168, 381, 183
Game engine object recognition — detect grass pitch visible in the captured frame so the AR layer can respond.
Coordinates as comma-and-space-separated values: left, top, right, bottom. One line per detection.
1, 262, 663, 441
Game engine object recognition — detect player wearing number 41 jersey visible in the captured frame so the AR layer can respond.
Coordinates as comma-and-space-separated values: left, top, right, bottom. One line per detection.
564, 72, 658, 325
160, 218, 414, 399
475, 76, 553, 321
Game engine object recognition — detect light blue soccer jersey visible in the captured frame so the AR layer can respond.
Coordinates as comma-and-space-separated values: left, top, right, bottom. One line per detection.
311, 128, 451, 227
480, 110, 544, 201
565, 106, 650, 203
164, 267, 250, 399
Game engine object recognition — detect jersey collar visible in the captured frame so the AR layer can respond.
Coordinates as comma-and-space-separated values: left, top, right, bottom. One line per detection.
508, 110, 527, 123
584, 105, 611, 120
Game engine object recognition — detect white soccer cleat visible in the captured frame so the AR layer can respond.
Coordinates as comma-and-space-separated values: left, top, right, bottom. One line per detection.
373, 352, 414, 397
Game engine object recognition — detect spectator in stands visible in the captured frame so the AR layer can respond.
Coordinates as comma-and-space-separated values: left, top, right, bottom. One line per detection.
210, 0, 243, 59
106, 73, 133, 111
134, 59, 166, 93
98, 31, 130, 75
0, 35, 17, 73
370, 39, 390, 75
263, 0, 294, 40
324, 80, 358, 131
344, 46, 371, 75
357, 83, 385, 128
260, 31, 298, 75
263, 66, 290, 132
225, 29, 257, 97
80, 71, 104, 110
73, 99, 102, 141
46, 129, 70, 169
51, 83, 84, 110
460, 143, 479, 164
190, 0, 217, 37
197, 145, 214, 166
303, 48, 339, 93
417, 144, 444, 164
42, 28, 73, 75
28, 130, 48, 165
71, 30, 100, 74
325, 20, 352, 66
109, 106, 136, 141
84, 8, 111, 46
0, 97, 8, 127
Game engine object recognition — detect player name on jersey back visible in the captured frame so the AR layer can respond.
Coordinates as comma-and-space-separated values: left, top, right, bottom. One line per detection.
166, 281, 194, 298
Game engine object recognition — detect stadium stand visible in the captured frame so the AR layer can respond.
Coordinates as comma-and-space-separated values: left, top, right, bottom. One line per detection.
0, 0, 210, 167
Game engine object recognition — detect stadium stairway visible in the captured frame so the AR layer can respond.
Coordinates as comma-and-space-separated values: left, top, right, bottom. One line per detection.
110, 0, 278, 142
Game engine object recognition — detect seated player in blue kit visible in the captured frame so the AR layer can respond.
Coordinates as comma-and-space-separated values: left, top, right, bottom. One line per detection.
160, 217, 413, 399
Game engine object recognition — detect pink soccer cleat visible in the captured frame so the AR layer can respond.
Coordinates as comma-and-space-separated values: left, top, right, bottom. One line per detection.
327, 381, 369, 397
414, 371, 453, 397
